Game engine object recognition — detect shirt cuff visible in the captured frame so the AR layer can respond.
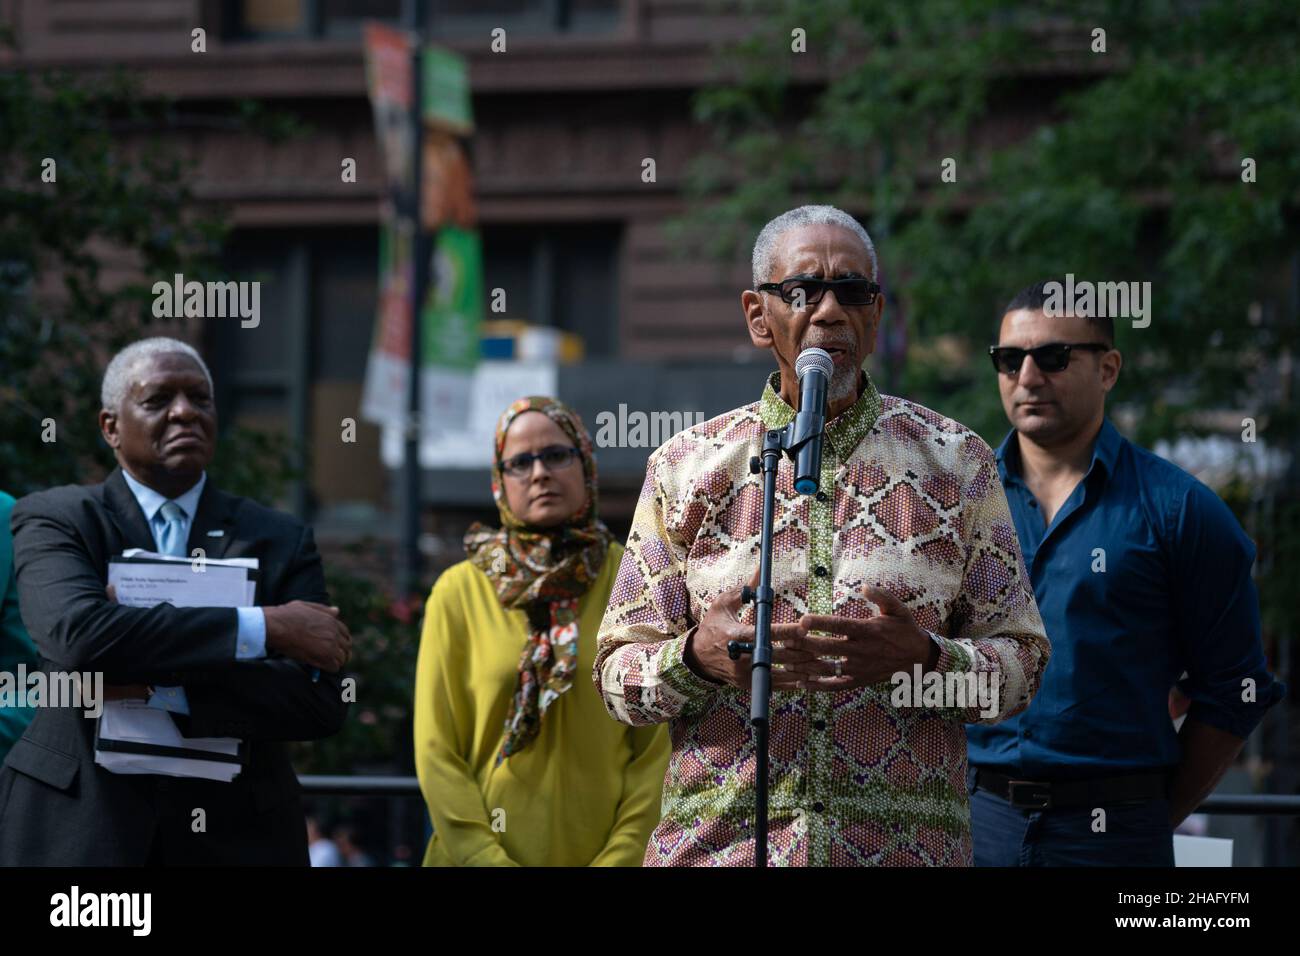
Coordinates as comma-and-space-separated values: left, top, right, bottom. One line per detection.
1186, 682, 1286, 740
147, 686, 191, 716
235, 607, 267, 660
928, 630, 972, 674
661, 628, 725, 703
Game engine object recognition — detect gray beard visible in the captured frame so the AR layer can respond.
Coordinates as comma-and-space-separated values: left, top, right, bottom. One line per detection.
828, 364, 860, 406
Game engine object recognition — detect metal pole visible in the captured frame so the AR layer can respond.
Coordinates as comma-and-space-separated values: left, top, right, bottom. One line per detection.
398, 0, 428, 599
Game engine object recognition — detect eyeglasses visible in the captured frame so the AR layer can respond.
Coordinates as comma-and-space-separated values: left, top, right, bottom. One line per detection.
988, 342, 1111, 375
498, 445, 581, 479
757, 276, 882, 308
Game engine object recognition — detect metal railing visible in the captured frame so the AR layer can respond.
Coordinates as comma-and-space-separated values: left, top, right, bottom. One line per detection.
298, 775, 1300, 815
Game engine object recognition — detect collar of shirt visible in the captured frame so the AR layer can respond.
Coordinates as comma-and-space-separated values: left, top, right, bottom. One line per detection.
994, 416, 1123, 491
120, 468, 207, 527
758, 369, 883, 461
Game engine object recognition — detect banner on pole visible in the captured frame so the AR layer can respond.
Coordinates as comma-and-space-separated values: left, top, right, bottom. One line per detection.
361, 24, 480, 435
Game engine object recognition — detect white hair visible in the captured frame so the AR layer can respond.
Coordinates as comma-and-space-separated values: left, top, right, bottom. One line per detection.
751, 204, 879, 288
101, 337, 214, 412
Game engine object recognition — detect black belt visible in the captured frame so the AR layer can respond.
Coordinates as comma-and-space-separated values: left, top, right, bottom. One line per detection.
974, 768, 1169, 811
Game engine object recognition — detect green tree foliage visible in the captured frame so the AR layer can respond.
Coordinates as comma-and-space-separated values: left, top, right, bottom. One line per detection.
293, 552, 423, 775
0, 66, 223, 493
0, 58, 307, 497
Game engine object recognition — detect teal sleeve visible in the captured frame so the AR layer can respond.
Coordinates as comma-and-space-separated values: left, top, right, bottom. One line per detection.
0, 491, 39, 762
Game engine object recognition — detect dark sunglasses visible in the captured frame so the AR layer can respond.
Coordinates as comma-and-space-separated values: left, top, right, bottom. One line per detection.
498, 444, 581, 479
757, 276, 882, 307
989, 342, 1111, 375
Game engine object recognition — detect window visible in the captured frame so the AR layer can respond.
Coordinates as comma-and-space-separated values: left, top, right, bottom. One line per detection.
208, 224, 618, 519
481, 224, 620, 358
320, 0, 404, 38
208, 228, 384, 518
429, 0, 621, 36
227, 0, 621, 40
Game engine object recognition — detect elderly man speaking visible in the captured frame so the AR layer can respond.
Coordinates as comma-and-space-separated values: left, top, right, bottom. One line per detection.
595, 205, 1050, 866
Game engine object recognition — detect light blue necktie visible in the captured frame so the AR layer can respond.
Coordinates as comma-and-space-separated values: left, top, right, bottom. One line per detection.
156, 501, 188, 557
152, 501, 191, 707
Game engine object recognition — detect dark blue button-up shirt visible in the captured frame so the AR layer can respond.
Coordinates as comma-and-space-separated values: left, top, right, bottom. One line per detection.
966, 418, 1284, 779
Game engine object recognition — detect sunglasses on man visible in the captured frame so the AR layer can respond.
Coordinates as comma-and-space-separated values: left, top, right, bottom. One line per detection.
988, 342, 1111, 375
757, 275, 882, 307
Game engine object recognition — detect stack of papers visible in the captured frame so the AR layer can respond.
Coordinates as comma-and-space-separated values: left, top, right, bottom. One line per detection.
111, 548, 257, 607
96, 700, 243, 782
97, 551, 260, 782
1174, 834, 1234, 867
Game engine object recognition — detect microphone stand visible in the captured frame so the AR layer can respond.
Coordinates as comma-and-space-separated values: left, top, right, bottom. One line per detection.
727, 411, 824, 868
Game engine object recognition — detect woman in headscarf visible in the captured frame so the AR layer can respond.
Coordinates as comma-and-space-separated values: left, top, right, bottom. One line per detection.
414, 397, 669, 866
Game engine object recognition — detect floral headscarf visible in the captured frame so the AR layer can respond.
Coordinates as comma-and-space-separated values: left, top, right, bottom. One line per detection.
463, 396, 613, 764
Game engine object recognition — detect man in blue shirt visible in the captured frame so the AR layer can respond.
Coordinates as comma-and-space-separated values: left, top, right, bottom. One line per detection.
967, 281, 1284, 866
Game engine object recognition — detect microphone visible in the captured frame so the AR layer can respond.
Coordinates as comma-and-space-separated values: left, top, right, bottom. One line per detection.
792, 348, 833, 495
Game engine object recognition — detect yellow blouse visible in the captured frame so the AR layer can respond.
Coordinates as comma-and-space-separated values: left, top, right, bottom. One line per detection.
414, 543, 669, 866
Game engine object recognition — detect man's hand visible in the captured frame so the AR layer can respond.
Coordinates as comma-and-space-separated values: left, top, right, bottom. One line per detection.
264, 601, 353, 673
1169, 685, 1192, 720
685, 567, 817, 690
787, 585, 934, 691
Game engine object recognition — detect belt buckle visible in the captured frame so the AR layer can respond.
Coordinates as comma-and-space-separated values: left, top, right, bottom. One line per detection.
1007, 779, 1052, 810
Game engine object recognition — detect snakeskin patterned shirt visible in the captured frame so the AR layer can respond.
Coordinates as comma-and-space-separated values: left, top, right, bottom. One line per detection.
595, 370, 1049, 866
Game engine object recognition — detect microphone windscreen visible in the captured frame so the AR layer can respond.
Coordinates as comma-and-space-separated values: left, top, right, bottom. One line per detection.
795, 347, 834, 381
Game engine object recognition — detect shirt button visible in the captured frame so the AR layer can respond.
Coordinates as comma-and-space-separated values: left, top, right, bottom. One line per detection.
812, 801, 825, 813
239, 644, 248, 654
813, 719, 826, 731
1023, 728, 1033, 739
814, 566, 828, 577
816, 491, 828, 502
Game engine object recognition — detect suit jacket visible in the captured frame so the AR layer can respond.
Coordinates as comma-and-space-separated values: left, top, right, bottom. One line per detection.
0, 468, 348, 865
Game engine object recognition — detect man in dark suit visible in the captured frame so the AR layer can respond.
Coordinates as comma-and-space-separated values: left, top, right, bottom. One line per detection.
0, 337, 352, 865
